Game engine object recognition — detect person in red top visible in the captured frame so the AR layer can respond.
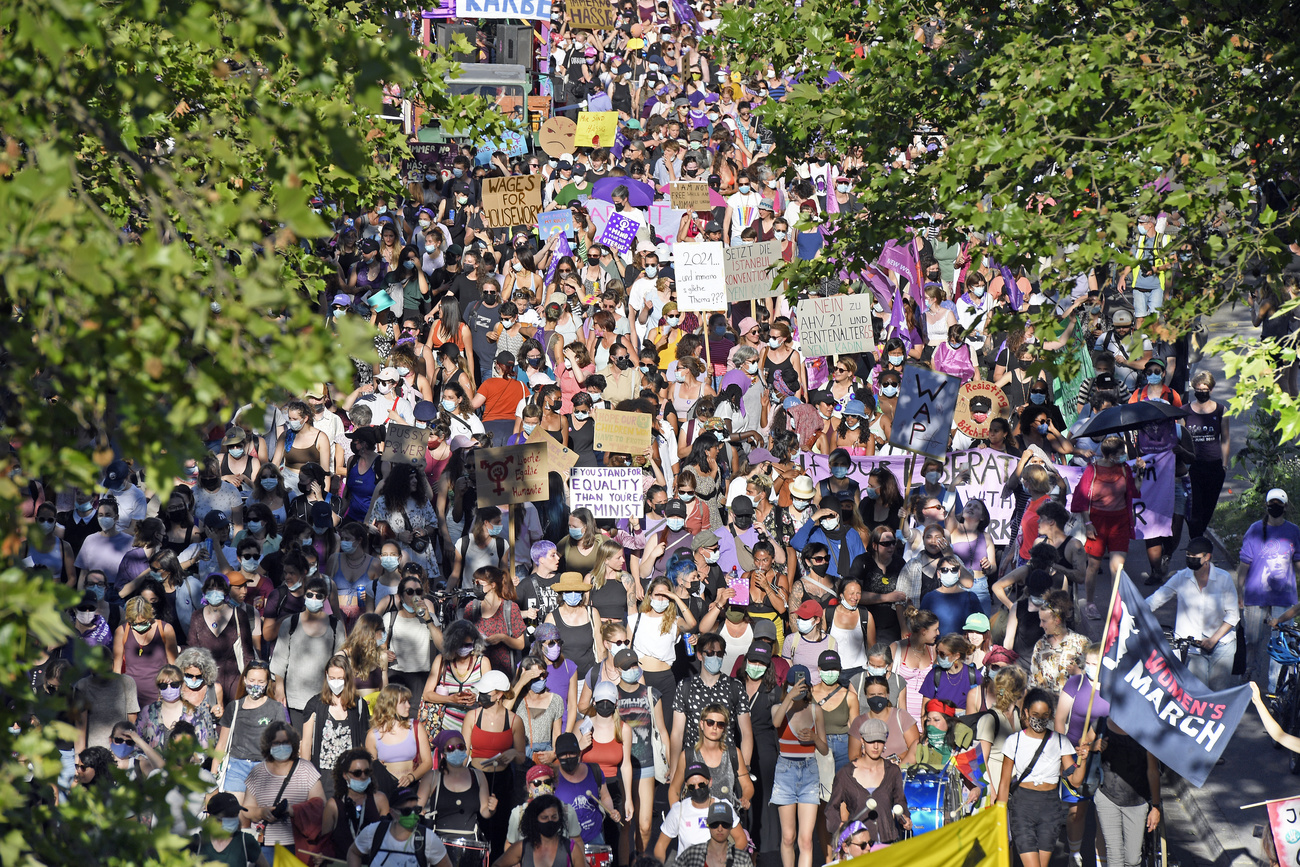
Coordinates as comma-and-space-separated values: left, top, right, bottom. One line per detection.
1016, 463, 1054, 563
474, 350, 530, 446
1070, 435, 1146, 620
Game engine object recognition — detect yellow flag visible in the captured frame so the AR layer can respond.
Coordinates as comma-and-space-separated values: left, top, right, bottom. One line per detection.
273, 844, 309, 867
836, 805, 1010, 867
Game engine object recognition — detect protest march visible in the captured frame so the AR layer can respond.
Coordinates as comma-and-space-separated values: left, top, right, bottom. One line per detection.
9, 0, 1300, 866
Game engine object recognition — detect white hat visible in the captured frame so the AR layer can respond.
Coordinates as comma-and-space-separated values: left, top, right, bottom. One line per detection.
376, 366, 401, 382
519, 308, 543, 327
476, 670, 512, 694
1267, 488, 1289, 505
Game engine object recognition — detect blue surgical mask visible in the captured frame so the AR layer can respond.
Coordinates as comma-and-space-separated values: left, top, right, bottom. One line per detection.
831, 466, 849, 479
1147, 373, 1162, 386
246, 521, 264, 534
442, 399, 457, 412
259, 478, 278, 491
340, 540, 356, 553
564, 591, 585, 606
240, 557, 259, 573
667, 517, 686, 532
304, 597, 325, 613
530, 678, 547, 693
1036, 422, 1050, 435
347, 777, 370, 793
523, 422, 539, 436
488, 523, 504, 537
1029, 392, 1047, 405
679, 492, 695, 503
111, 742, 134, 759
881, 385, 899, 398
98, 516, 116, 530
88, 584, 106, 601
453, 168, 464, 178
621, 667, 642, 683
446, 749, 468, 767
269, 744, 293, 762
936, 655, 954, 670
888, 355, 904, 366
574, 411, 590, 421
569, 527, 584, 540
924, 471, 941, 485
204, 591, 226, 607
702, 655, 723, 674
221, 816, 242, 832
381, 555, 400, 571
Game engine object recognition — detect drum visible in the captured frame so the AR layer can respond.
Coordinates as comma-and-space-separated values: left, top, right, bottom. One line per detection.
443, 836, 490, 867
902, 770, 961, 836
585, 844, 614, 867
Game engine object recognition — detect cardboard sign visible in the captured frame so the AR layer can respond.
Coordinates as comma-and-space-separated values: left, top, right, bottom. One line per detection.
574, 111, 619, 148
670, 182, 711, 212
537, 209, 575, 239
592, 409, 652, 455
490, 130, 529, 158
569, 0, 614, 28
584, 198, 687, 254
526, 423, 580, 473
475, 444, 548, 507
954, 381, 1010, 440
795, 294, 876, 357
888, 366, 960, 458
409, 141, 457, 169
571, 468, 644, 519
455, 0, 551, 20
724, 241, 780, 302
675, 242, 727, 312
481, 174, 542, 228
539, 116, 577, 158
384, 424, 428, 466
596, 212, 641, 253
1269, 798, 1300, 867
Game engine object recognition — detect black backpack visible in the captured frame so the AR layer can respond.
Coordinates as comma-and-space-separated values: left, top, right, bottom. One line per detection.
367, 818, 430, 867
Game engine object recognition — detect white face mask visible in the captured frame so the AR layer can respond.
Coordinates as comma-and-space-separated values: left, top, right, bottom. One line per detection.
796, 617, 816, 634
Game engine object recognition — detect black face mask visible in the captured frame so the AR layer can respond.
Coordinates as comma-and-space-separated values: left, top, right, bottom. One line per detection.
559, 756, 580, 774
1269, 502, 1287, 518
595, 701, 617, 717
809, 562, 829, 577
688, 784, 711, 804
538, 819, 562, 838
200, 477, 221, 492
1185, 555, 1207, 571
588, 256, 600, 265
1194, 391, 1211, 402
528, 357, 543, 368
477, 693, 494, 708
614, 356, 633, 370
733, 515, 753, 531
550, 401, 562, 412
865, 696, 890, 714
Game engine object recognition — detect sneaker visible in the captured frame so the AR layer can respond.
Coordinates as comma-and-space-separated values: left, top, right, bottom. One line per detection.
1084, 602, 1101, 620
1070, 852, 1084, 867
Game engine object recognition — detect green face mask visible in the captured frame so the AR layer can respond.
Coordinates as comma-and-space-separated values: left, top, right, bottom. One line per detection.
397, 812, 421, 830
745, 663, 767, 680
925, 724, 947, 749
820, 671, 840, 686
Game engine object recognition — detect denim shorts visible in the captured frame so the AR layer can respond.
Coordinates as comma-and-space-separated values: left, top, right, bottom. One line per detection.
222, 757, 259, 793
1132, 285, 1164, 319
771, 755, 821, 806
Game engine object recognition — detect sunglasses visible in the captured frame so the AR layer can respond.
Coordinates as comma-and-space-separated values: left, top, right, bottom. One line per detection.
305, 592, 326, 600
834, 367, 849, 373
111, 736, 133, 745
402, 588, 421, 597
807, 556, 829, 564
530, 778, 553, 787
74, 763, 89, 771
157, 681, 182, 690
701, 718, 726, 728
878, 539, 897, 547
348, 769, 372, 778
700, 651, 724, 659
542, 640, 563, 648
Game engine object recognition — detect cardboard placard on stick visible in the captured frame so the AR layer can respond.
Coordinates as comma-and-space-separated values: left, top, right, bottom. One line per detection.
571, 468, 644, 519
675, 241, 727, 312
481, 174, 542, 228
539, 116, 577, 158
526, 423, 580, 472
574, 111, 619, 148
670, 182, 711, 212
592, 409, 652, 455
475, 444, 548, 507
794, 294, 875, 357
954, 381, 1011, 440
384, 424, 428, 466
569, 0, 614, 28
408, 142, 457, 169
887, 365, 960, 459
538, 209, 575, 239
724, 240, 780, 302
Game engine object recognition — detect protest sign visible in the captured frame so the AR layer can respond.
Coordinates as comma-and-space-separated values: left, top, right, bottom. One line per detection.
538, 209, 575, 239
574, 111, 619, 148
475, 444, 548, 507
1100, 574, 1251, 787
954, 381, 1011, 440
592, 409, 652, 454
840, 803, 1009, 867
569, 0, 614, 28
1268, 798, 1300, 867
571, 468, 644, 519
409, 141, 457, 169
585, 198, 686, 254
943, 449, 1025, 545
888, 366, 960, 459
490, 130, 529, 158
724, 241, 780, 303
384, 424, 428, 466
481, 174, 542, 228
539, 116, 577, 158
526, 423, 580, 472
670, 182, 711, 212
675, 242, 726, 311
1056, 450, 1175, 540
795, 294, 876, 357
597, 212, 641, 253
455, 0, 551, 20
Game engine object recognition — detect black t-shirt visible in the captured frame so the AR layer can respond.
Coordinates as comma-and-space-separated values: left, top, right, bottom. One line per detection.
464, 300, 502, 384
518, 572, 559, 621
847, 549, 906, 644
450, 273, 481, 310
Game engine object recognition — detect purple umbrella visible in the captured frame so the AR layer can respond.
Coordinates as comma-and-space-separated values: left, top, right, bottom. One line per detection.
591, 176, 656, 208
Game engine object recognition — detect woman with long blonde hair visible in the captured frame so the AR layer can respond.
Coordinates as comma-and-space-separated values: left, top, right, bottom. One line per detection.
365, 683, 432, 797
630, 572, 698, 701
587, 537, 635, 622
340, 612, 388, 696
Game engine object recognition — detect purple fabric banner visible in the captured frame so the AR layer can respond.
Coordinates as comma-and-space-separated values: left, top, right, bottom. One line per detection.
545, 233, 572, 285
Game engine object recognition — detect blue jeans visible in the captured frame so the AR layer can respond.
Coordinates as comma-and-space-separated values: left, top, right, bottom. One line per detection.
58, 748, 76, 800
1186, 637, 1236, 692
970, 575, 991, 612
1132, 284, 1163, 319
827, 733, 850, 773
222, 757, 259, 793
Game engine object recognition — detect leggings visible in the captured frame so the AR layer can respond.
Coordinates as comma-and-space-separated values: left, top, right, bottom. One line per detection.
1186, 460, 1226, 540
1094, 789, 1149, 867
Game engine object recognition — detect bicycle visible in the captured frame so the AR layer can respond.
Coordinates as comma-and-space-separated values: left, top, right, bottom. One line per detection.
1163, 631, 1197, 664
1267, 623, 1300, 774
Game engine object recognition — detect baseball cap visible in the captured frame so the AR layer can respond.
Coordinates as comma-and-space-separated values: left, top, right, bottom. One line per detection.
359, 238, 379, 254
691, 529, 720, 552
556, 732, 581, 756
963, 613, 991, 633
1267, 488, 1288, 505
614, 648, 640, 670
593, 681, 619, 703
346, 425, 384, 447
729, 495, 754, 516
376, 366, 401, 383
330, 293, 353, 308
495, 350, 517, 368
204, 510, 230, 531
704, 220, 722, 233
750, 619, 778, 643
818, 649, 841, 671
747, 447, 775, 465
684, 761, 711, 781
746, 643, 773, 665
309, 502, 334, 528
476, 670, 511, 694
102, 459, 131, 489
706, 802, 735, 827
413, 400, 438, 422
859, 718, 889, 744
1111, 309, 1134, 326
207, 792, 246, 818
221, 427, 248, 446
796, 599, 823, 619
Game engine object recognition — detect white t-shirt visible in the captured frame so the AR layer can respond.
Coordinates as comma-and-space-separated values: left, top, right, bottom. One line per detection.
661, 799, 740, 849
109, 483, 149, 532
1003, 731, 1073, 787
353, 821, 449, 867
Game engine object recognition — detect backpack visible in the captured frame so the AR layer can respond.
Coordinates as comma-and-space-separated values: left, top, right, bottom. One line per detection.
458, 534, 507, 565
285, 612, 342, 650
366, 818, 429, 867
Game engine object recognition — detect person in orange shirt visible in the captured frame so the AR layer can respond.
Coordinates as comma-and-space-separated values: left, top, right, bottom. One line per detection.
474, 351, 530, 447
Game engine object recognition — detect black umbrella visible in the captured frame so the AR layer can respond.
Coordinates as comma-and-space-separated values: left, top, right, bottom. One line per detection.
1071, 400, 1187, 439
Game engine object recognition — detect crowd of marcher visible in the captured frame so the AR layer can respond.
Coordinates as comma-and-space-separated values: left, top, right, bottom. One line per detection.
11, 2, 1300, 867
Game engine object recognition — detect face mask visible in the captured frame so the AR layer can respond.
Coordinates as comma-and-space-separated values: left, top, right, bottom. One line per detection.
866, 695, 890, 713
1193, 390, 1212, 402
381, 555, 400, 571
745, 361, 760, 374
925, 724, 947, 748
567, 525, 586, 541
702, 655, 724, 674
221, 816, 242, 832
109, 740, 135, 761
83, 582, 106, 602
391, 812, 420, 831
538, 819, 563, 838
881, 385, 899, 398
644, 265, 658, 278
543, 641, 563, 661
888, 354, 905, 366
98, 516, 116, 531
1031, 422, 1048, 436
159, 684, 182, 702
246, 681, 267, 699
437, 747, 467, 770
77, 501, 95, 514
809, 561, 829, 577
183, 674, 204, 690
796, 617, 816, 635
259, 477, 278, 491
239, 557, 259, 573
562, 591, 586, 607
1028, 716, 1051, 733
705, 550, 720, 564
820, 670, 840, 685
678, 491, 696, 503
768, 337, 782, 349
733, 515, 753, 531
937, 654, 958, 671
650, 598, 671, 614
75, 610, 97, 625
836, 183, 851, 193
131, 621, 153, 634
831, 466, 849, 480
972, 285, 986, 298
1147, 373, 1163, 386
774, 230, 787, 240
304, 597, 325, 613
288, 419, 307, 433
530, 678, 547, 694
939, 568, 960, 588
37, 518, 55, 533
205, 591, 226, 607
488, 522, 504, 538
745, 663, 768, 680
574, 411, 590, 422
344, 775, 371, 794
595, 699, 618, 717
667, 517, 686, 532
924, 471, 941, 485
666, 316, 680, 327
1269, 502, 1287, 518
1028, 391, 1050, 406
820, 517, 839, 532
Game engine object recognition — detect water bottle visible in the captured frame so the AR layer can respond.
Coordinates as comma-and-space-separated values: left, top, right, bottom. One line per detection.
683, 633, 695, 657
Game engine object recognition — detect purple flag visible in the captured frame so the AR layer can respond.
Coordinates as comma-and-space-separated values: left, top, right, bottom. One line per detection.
545, 234, 572, 285
997, 261, 1024, 310
887, 282, 923, 348
901, 238, 926, 308
863, 265, 894, 310
669, 0, 701, 33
